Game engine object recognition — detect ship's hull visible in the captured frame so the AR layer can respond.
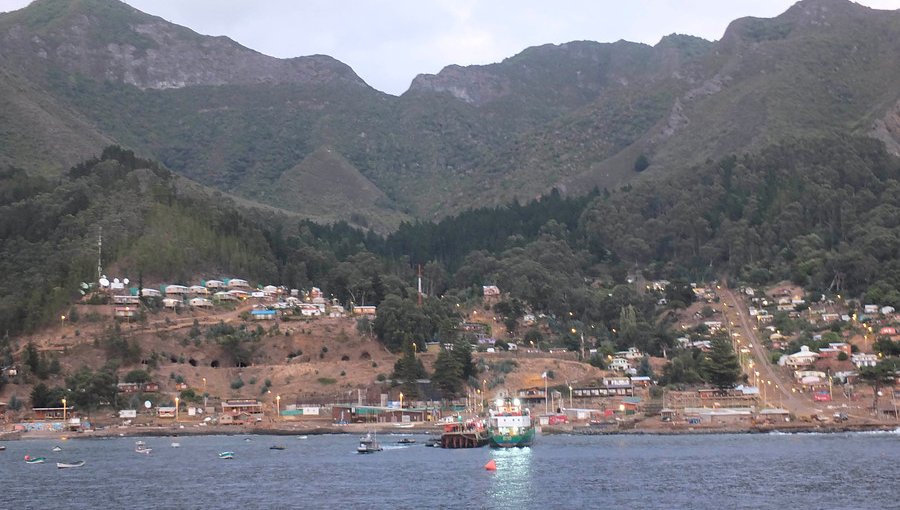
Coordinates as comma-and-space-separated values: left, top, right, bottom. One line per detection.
489, 427, 535, 448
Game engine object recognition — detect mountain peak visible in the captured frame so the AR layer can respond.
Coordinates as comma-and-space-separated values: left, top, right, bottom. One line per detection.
0, 0, 367, 90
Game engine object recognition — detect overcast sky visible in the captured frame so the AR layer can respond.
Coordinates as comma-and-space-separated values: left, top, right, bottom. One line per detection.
2, 0, 899, 95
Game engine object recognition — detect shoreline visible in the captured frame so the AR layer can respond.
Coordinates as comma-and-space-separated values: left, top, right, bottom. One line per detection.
3, 421, 897, 441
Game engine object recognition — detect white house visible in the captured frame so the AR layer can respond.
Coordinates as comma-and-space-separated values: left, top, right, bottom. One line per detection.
212, 291, 238, 302
164, 284, 188, 296
851, 353, 878, 368
140, 288, 161, 297
204, 279, 224, 289
783, 346, 819, 368
188, 297, 212, 307
616, 347, 644, 360
188, 285, 209, 295
608, 357, 631, 372
227, 278, 250, 289
162, 298, 182, 309
864, 304, 879, 314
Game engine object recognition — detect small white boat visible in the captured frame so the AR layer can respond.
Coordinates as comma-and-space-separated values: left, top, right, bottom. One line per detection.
170, 442, 181, 448
135, 446, 152, 454
357, 432, 383, 454
0, 445, 7, 451
297, 436, 308, 440
57, 460, 85, 469
52, 446, 62, 452
218, 451, 234, 460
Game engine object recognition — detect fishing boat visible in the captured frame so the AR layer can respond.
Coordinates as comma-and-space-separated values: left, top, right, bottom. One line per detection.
397, 437, 416, 444
424, 437, 442, 448
57, 460, 85, 469
170, 442, 180, 448
24, 455, 46, 464
357, 432, 382, 453
218, 451, 235, 459
488, 397, 535, 448
0, 445, 6, 451
269, 445, 286, 450
52, 446, 62, 452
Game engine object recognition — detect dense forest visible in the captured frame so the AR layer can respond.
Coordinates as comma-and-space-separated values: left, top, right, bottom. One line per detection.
4, 136, 900, 358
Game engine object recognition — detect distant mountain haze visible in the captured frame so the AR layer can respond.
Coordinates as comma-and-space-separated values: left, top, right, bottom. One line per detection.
1, 0, 900, 230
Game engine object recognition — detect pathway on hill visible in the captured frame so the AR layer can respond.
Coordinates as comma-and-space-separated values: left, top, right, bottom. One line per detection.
720, 285, 819, 418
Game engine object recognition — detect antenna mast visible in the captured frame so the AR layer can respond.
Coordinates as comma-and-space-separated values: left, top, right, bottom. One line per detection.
97, 226, 103, 280
417, 264, 423, 307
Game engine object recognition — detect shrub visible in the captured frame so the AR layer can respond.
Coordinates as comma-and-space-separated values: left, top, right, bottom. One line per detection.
230, 377, 245, 390
317, 377, 337, 385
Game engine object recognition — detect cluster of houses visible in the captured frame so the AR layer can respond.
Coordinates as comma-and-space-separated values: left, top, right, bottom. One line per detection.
101, 276, 381, 321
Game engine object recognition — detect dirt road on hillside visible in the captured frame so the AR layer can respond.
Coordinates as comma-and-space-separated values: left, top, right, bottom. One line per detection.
720, 286, 820, 417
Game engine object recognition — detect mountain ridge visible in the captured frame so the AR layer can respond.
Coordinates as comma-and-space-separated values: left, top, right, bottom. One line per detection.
2, 0, 900, 227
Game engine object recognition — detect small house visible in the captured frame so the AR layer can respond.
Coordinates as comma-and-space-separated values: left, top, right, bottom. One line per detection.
352, 305, 377, 316
189, 297, 213, 307
113, 295, 141, 305
608, 357, 631, 372
226, 278, 250, 289
204, 279, 224, 289
164, 285, 188, 296
783, 346, 819, 368
140, 288, 161, 298
188, 285, 209, 295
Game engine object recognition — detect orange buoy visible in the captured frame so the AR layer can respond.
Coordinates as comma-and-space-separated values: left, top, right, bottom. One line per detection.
484, 459, 497, 471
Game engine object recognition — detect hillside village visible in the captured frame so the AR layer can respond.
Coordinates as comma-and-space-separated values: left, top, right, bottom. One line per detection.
1, 272, 897, 437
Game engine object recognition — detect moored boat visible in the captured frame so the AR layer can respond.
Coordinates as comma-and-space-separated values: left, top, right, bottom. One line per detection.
357, 432, 382, 453
397, 437, 416, 444
52, 446, 62, 452
218, 451, 235, 459
269, 445, 286, 450
488, 397, 535, 448
24, 455, 46, 464
57, 460, 85, 469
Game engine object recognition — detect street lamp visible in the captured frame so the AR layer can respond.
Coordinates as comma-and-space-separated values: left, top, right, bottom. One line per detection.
60, 315, 66, 327
482, 379, 487, 410
174, 396, 179, 421
568, 385, 573, 409
399, 392, 404, 409
276, 394, 281, 420
61, 398, 67, 421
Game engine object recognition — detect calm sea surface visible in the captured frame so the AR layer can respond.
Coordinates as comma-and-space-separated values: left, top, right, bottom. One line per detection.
3, 430, 898, 509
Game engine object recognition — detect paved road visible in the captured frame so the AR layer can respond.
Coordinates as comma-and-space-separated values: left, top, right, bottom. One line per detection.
719, 286, 820, 417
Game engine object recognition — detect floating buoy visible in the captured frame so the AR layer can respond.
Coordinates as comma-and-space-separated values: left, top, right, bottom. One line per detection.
484, 459, 497, 471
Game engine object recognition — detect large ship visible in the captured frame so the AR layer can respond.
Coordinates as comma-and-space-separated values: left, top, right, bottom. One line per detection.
488, 397, 535, 448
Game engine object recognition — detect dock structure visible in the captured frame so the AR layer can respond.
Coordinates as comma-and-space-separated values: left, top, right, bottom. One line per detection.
440, 422, 488, 448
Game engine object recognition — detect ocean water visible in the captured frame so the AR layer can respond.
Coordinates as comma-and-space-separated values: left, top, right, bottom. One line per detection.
3, 430, 898, 509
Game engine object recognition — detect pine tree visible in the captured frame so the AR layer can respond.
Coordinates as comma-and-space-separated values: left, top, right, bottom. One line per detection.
432, 348, 463, 398
701, 337, 741, 389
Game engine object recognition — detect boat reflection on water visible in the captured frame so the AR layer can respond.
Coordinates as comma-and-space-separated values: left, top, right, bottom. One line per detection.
486, 447, 535, 506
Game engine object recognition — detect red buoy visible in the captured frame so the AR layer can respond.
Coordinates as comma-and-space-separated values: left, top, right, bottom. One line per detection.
484, 459, 497, 471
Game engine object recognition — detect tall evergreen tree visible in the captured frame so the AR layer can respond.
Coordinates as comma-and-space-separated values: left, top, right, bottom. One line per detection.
701, 337, 741, 389
431, 347, 463, 398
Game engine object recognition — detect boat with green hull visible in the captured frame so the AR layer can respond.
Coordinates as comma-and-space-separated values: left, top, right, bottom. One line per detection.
488, 397, 535, 448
